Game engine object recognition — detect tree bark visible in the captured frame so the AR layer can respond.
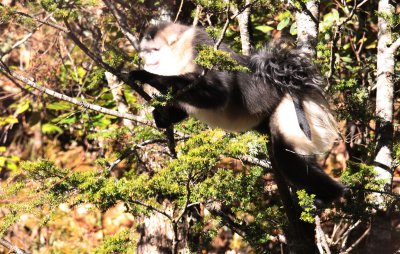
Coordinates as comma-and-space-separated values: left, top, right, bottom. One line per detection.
105, 72, 134, 128
374, 0, 395, 193
235, 0, 252, 56
364, 1, 397, 253
295, 0, 320, 57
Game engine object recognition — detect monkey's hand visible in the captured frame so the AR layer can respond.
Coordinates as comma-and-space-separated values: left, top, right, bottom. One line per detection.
128, 70, 154, 84
152, 106, 188, 129
128, 70, 169, 93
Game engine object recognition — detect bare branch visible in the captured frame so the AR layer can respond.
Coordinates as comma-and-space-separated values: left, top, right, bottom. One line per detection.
174, 172, 192, 224
129, 200, 173, 221
325, 0, 366, 91
214, 1, 257, 50
192, 5, 202, 26
0, 238, 29, 254
105, 72, 134, 128
239, 156, 271, 169
214, 3, 232, 50
315, 216, 331, 254
1, 15, 47, 57
107, 138, 167, 171
14, 10, 69, 33
11, 9, 152, 102
0, 66, 152, 125
174, 0, 185, 23
342, 225, 371, 253
389, 37, 400, 54
102, 0, 140, 50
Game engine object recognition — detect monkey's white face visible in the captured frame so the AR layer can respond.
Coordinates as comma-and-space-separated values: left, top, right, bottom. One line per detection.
139, 40, 178, 75
139, 27, 197, 76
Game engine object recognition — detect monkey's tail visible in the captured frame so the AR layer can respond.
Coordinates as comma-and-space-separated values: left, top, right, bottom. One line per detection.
268, 131, 345, 204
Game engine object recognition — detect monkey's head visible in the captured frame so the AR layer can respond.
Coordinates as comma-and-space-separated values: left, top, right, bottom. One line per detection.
139, 23, 198, 76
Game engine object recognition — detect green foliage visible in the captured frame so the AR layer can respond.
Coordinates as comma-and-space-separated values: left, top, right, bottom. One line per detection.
341, 161, 381, 193
297, 190, 316, 223
0, 5, 35, 27
192, 0, 228, 11
0, 147, 20, 171
40, 0, 97, 20
2, 0, 399, 252
91, 229, 135, 254
194, 45, 249, 72
103, 49, 125, 69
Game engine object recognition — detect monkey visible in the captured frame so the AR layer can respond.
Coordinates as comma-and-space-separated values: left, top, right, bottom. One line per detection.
128, 22, 344, 203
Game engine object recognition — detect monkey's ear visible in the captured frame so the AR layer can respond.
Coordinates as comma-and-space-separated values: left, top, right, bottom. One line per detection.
167, 34, 178, 45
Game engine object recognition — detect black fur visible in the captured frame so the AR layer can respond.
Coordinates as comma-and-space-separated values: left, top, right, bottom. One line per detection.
269, 130, 344, 203
130, 23, 344, 203
152, 106, 188, 128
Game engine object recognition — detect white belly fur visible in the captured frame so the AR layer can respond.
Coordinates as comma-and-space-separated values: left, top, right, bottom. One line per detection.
270, 94, 340, 156
180, 103, 261, 132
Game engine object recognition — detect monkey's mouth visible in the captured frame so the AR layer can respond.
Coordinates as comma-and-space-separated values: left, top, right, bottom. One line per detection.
144, 62, 159, 69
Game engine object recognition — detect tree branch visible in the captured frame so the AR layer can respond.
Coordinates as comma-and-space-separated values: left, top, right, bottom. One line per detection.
315, 216, 331, 254
0, 238, 29, 254
12, 9, 152, 102
107, 138, 167, 171
102, 0, 140, 50
13, 10, 69, 33
174, 0, 185, 23
0, 65, 153, 125
342, 224, 371, 253
325, 0, 368, 91
389, 37, 400, 54
1, 13, 52, 58
129, 200, 173, 221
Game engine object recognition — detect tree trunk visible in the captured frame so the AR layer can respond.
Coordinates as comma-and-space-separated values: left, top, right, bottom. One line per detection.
364, 1, 396, 253
235, 0, 252, 56
374, 0, 394, 194
295, 0, 319, 57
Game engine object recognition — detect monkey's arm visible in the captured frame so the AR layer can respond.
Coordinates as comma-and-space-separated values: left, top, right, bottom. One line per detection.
129, 70, 229, 109
152, 105, 188, 128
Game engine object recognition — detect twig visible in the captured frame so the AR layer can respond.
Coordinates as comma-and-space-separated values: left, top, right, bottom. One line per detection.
14, 10, 69, 33
171, 169, 192, 254
239, 156, 271, 169
64, 20, 118, 74
174, 173, 192, 224
129, 199, 173, 220
174, 0, 185, 23
12, 8, 152, 102
389, 37, 400, 54
105, 71, 134, 128
0, 65, 152, 125
0, 238, 29, 254
1, 14, 51, 57
107, 138, 167, 171
342, 224, 371, 253
102, 0, 140, 50
214, 1, 257, 50
339, 220, 361, 250
192, 5, 202, 26
214, 3, 232, 50
325, 0, 369, 91
315, 215, 331, 254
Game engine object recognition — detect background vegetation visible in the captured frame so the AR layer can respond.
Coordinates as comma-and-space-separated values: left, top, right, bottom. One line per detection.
0, 0, 399, 253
